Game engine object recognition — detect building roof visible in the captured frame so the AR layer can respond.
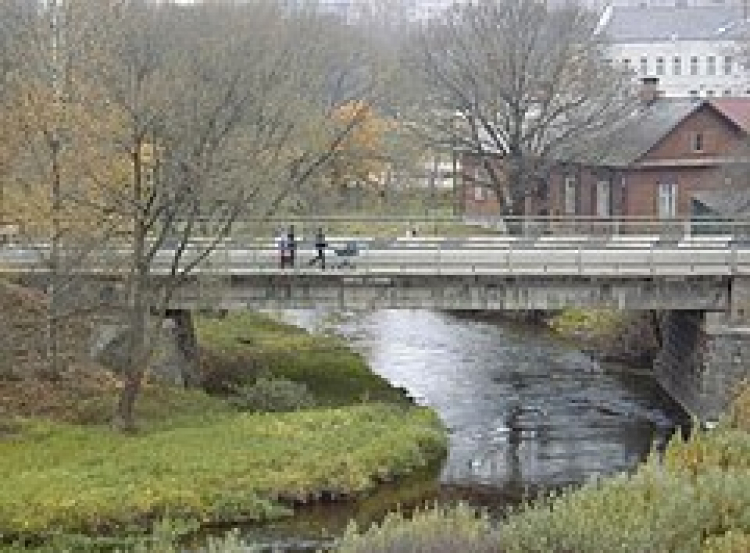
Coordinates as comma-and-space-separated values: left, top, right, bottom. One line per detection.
573, 97, 704, 166
709, 97, 750, 133
692, 189, 750, 217
601, 6, 747, 42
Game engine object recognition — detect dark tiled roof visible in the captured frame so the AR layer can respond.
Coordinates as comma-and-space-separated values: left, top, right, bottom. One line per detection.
571, 97, 703, 167
602, 6, 746, 42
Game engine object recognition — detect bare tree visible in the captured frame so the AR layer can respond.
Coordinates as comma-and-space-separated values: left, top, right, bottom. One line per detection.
406, 0, 636, 215
57, 0, 383, 430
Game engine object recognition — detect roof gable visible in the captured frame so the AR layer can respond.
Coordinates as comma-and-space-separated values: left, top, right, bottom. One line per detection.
571, 97, 703, 166
708, 97, 750, 133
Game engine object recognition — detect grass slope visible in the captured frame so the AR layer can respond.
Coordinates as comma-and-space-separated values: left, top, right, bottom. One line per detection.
0, 301, 447, 547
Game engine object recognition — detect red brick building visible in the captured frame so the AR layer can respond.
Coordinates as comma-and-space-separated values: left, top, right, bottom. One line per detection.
463, 96, 750, 219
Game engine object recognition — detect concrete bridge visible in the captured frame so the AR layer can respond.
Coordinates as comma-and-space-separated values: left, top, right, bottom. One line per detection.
2, 216, 750, 422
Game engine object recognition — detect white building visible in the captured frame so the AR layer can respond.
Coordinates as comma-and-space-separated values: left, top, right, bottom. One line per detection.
600, 5, 750, 97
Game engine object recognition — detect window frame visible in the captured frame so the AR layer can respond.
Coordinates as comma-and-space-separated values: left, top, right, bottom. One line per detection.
691, 132, 704, 152
596, 179, 611, 217
563, 175, 577, 215
690, 56, 699, 75
724, 55, 733, 75
657, 182, 678, 219
707, 56, 716, 75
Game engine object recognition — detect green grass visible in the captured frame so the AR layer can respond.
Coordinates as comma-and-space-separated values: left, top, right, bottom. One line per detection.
0, 404, 445, 542
196, 312, 409, 405
0, 311, 448, 548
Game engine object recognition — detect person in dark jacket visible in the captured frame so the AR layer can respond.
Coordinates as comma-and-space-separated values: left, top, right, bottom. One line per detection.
308, 227, 327, 269
286, 225, 296, 268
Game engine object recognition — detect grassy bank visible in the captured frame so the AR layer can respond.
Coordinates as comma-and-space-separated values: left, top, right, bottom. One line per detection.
0, 311, 447, 549
196, 311, 409, 406
336, 386, 750, 553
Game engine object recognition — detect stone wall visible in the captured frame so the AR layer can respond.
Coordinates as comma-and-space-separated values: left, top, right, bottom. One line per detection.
654, 311, 750, 422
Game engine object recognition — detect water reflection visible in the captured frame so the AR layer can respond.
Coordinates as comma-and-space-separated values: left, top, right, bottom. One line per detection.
241, 308, 686, 549
286, 309, 683, 492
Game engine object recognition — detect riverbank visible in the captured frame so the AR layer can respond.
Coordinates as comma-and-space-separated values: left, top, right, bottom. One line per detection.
336, 384, 750, 552
546, 309, 661, 367
0, 301, 447, 550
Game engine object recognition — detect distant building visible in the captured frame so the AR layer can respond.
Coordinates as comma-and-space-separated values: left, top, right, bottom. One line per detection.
599, 5, 750, 97
462, 90, 750, 220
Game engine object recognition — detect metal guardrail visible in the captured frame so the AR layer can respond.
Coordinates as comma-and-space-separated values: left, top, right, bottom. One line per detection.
5, 215, 750, 241
3, 235, 750, 278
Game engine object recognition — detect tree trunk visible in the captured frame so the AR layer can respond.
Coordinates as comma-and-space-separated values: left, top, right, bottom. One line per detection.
113, 147, 148, 432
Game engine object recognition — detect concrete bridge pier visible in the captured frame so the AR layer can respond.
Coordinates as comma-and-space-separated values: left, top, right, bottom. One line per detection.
654, 277, 750, 423
91, 309, 201, 388
156, 309, 201, 388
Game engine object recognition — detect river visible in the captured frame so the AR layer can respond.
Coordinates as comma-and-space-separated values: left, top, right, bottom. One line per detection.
236, 309, 688, 551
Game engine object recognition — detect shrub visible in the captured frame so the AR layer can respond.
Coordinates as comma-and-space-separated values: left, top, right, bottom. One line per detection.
336, 503, 496, 553
229, 377, 317, 413
702, 530, 750, 553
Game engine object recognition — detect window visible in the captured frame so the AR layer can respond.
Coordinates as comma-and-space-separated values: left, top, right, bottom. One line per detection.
658, 182, 678, 218
691, 132, 704, 151
707, 56, 716, 75
689, 90, 699, 97
622, 58, 631, 72
596, 180, 611, 217
640, 56, 648, 75
564, 176, 577, 215
656, 56, 665, 75
724, 89, 733, 96
706, 90, 715, 97
724, 56, 733, 75
690, 56, 699, 75
673, 56, 682, 76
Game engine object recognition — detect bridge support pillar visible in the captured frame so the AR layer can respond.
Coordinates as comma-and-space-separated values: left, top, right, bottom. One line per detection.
654, 309, 750, 423
90, 310, 201, 388
162, 310, 202, 388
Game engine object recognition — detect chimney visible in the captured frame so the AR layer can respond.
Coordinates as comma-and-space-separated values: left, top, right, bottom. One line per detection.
639, 77, 661, 105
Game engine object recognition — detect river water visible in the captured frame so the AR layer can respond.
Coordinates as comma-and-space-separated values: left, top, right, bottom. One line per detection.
238, 309, 688, 551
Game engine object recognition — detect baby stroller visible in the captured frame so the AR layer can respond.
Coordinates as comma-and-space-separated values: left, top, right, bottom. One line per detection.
333, 241, 359, 268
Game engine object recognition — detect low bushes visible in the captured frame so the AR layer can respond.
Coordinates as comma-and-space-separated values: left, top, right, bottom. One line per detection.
228, 377, 317, 413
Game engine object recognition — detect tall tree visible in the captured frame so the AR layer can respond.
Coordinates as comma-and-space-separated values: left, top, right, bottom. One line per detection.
408, 0, 636, 215
68, 0, 381, 430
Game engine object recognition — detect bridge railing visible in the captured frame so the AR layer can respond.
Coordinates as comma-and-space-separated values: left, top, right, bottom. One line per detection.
4, 215, 750, 245
221, 215, 750, 242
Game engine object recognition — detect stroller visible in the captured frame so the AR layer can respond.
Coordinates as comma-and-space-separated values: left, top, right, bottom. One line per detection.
332, 241, 359, 268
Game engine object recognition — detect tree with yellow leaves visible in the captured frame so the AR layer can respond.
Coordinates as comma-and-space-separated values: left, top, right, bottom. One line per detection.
328, 101, 394, 192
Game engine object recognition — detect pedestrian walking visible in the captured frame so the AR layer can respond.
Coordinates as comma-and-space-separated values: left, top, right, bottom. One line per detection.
276, 229, 288, 269
308, 227, 327, 269
286, 225, 296, 268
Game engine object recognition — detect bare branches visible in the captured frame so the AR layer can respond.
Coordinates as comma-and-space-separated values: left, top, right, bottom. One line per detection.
407, 0, 636, 214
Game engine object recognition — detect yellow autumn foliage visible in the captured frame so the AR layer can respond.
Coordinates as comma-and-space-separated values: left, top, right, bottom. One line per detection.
328, 101, 395, 189
1, 76, 134, 240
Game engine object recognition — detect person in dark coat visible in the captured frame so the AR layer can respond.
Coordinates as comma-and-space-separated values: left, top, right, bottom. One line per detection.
286, 225, 296, 268
309, 227, 327, 269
